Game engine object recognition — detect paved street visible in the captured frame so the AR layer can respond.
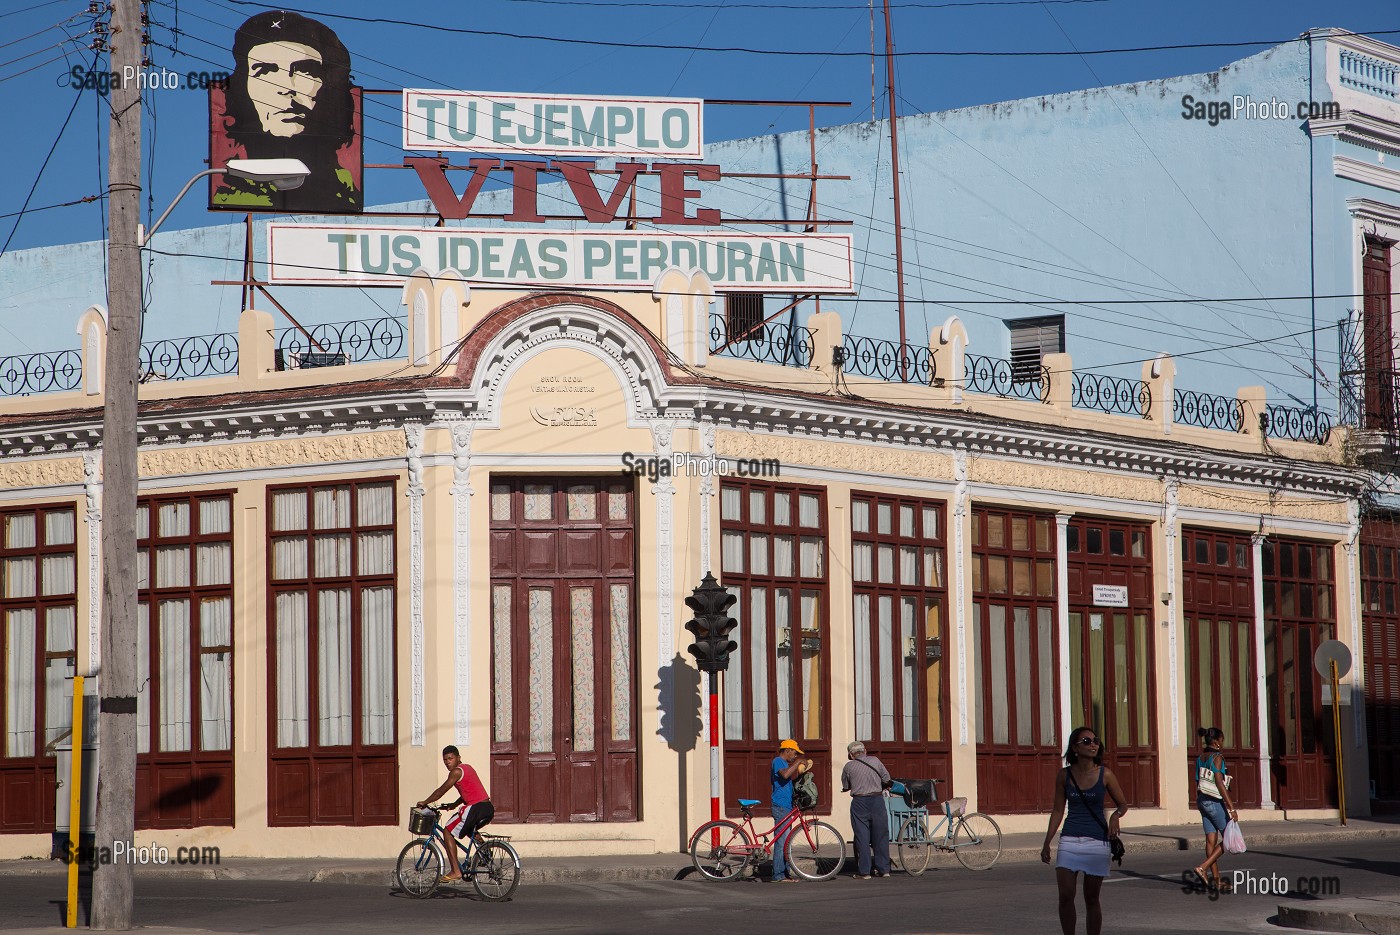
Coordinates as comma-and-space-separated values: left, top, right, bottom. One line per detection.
1, 839, 1396, 934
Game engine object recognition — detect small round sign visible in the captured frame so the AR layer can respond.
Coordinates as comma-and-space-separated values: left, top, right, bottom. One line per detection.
1314, 639, 1352, 679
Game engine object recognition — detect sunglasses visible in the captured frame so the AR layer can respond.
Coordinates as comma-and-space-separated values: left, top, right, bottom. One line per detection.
1076, 737, 1101, 746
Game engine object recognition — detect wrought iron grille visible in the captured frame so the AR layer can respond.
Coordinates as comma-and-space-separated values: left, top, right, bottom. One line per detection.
1071, 372, 1151, 418
139, 332, 239, 381
839, 333, 936, 384
1173, 388, 1245, 432
963, 352, 1050, 402
708, 312, 813, 368
1261, 404, 1332, 445
0, 349, 82, 397
274, 317, 406, 366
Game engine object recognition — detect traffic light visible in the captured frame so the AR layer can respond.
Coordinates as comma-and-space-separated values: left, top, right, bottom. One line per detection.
684, 572, 738, 673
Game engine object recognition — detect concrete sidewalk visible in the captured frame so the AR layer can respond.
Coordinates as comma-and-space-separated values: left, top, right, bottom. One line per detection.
1278, 896, 1400, 934
0, 816, 1396, 888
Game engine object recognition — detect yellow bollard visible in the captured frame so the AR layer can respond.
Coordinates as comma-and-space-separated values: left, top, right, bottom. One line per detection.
65, 675, 84, 929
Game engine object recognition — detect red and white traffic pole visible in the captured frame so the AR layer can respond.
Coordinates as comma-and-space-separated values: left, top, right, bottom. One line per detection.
709, 669, 720, 843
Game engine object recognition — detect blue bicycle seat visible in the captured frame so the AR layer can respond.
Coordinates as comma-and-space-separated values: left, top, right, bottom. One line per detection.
737, 798, 761, 808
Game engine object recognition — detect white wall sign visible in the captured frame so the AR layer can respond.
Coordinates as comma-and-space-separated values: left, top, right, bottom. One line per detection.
1092, 584, 1129, 607
403, 89, 704, 159
267, 224, 855, 292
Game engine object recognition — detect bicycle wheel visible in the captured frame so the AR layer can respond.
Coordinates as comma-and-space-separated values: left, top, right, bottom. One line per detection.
469, 840, 521, 901
896, 814, 931, 876
395, 838, 444, 898
952, 812, 1002, 870
786, 820, 846, 881
689, 820, 753, 881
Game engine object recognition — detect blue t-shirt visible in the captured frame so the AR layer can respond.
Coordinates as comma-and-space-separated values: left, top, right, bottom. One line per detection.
771, 756, 794, 809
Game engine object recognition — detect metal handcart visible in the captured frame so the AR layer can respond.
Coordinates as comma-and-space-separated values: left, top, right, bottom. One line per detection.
886, 778, 1003, 874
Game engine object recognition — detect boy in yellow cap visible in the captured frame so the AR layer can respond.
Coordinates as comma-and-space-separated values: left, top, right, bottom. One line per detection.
770, 739, 814, 882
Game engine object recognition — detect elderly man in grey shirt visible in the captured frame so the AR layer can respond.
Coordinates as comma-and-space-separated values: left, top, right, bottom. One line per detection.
841, 741, 892, 879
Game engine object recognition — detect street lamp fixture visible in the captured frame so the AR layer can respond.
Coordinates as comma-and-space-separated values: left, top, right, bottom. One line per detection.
139, 158, 310, 244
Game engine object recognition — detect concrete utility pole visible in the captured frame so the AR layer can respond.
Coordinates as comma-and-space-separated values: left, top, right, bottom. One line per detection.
92, 0, 141, 927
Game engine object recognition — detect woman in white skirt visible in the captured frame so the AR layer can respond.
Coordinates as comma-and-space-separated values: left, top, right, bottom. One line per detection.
1040, 727, 1128, 935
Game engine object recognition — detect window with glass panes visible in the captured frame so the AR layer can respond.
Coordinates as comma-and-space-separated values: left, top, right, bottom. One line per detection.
267, 480, 397, 826
0, 504, 77, 833
133, 494, 234, 828
970, 507, 1060, 813
850, 493, 948, 750
719, 481, 829, 801
971, 508, 1057, 750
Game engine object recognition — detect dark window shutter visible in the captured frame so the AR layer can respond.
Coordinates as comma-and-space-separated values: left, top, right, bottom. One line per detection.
1007, 316, 1065, 383
725, 293, 765, 344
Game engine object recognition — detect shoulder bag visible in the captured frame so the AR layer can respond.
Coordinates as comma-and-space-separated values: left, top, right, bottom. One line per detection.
1067, 768, 1124, 866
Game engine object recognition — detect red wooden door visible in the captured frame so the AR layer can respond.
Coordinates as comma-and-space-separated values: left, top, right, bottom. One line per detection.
489, 478, 637, 823
1263, 537, 1337, 810
1361, 516, 1400, 801
1182, 528, 1262, 808
971, 508, 1061, 814
1065, 517, 1157, 807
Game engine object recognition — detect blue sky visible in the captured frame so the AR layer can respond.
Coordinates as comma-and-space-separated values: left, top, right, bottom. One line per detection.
1, 0, 1397, 253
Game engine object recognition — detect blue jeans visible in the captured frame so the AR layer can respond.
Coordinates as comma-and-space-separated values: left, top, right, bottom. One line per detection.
851, 795, 891, 875
771, 805, 793, 880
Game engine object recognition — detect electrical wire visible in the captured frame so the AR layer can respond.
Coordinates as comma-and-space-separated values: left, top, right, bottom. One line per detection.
214, 0, 1400, 59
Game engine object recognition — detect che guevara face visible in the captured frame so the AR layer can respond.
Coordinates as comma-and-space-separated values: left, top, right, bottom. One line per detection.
245, 40, 324, 138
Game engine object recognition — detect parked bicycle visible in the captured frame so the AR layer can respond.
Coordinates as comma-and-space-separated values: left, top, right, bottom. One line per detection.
689, 797, 847, 882
396, 805, 521, 900
887, 779, 1002, 874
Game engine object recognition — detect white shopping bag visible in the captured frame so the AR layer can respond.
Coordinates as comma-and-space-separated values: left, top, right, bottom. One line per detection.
1222, 819, 1247, 854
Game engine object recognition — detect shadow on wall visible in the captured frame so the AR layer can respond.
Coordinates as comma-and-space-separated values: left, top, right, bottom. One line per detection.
657, 653, 703, 852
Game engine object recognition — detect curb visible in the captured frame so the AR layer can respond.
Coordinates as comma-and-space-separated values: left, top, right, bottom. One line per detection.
1277, 898, 1400, 934
2, 824, 1398, 887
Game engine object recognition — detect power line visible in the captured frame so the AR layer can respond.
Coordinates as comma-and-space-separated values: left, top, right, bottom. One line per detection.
0, 193, 105, 220
218, 1, 1400, 59
0, 48, 97, 262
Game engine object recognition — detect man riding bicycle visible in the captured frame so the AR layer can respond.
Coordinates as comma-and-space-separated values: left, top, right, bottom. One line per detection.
417, 745, 493, 883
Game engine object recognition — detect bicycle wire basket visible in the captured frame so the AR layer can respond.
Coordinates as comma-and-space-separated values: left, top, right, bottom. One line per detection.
943, 796, 968, 819
408, 807, 436, 835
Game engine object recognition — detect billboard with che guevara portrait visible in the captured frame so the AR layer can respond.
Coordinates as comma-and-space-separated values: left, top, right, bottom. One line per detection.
208, 9, 363, 214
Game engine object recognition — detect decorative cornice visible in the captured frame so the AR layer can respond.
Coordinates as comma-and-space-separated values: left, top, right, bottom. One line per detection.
1311, 111, 1400, 158
1334, 154, 1400, 193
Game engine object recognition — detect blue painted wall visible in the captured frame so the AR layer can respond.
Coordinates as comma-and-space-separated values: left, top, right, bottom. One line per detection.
4, 34, 1392, 415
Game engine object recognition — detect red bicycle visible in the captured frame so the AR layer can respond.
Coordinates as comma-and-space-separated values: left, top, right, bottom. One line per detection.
689, 797, 846, 882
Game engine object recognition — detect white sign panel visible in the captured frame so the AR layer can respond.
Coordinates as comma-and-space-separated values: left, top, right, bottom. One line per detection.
403, 89, 704, 159
267, 225, 855, 292
1092, 584, 1130, 608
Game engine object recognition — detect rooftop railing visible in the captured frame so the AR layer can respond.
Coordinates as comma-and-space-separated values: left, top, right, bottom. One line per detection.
1072, 371, 1151, 419
708, 312, 814, 368
1173, 388, 1245, 433
963, 353, 1050, 402
0, 349, 81, 397
140, 332, 239, 381
839, 333, 936, 384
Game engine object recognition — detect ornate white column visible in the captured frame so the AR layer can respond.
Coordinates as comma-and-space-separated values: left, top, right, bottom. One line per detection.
953, 449, 970, 746
651, 420, 676, 742
1164, 480, 1180, 747
405, 423, 426, 747
1251, 531, 1274, 808
1345, 500, 1364, 749
449, 422, 475, 745
83, 453, 102, 673
1055, 512, 1072, 749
